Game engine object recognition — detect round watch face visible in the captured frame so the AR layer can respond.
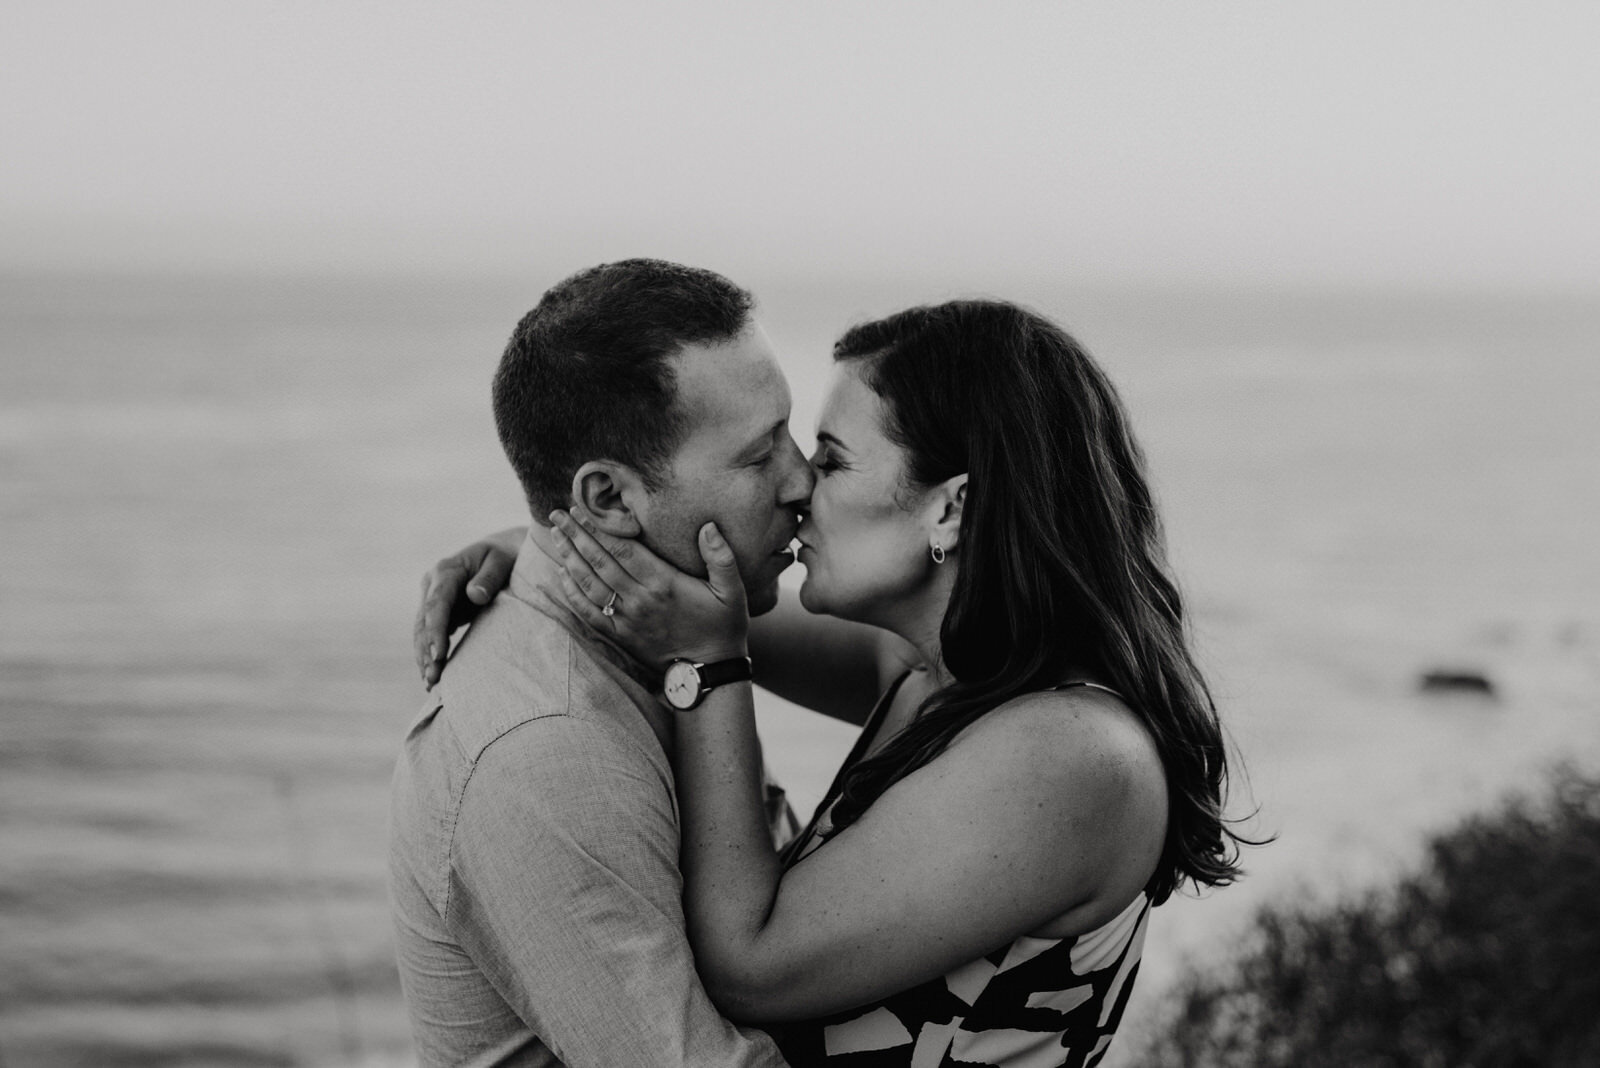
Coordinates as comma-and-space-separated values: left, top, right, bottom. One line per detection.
663, 661, 701, 710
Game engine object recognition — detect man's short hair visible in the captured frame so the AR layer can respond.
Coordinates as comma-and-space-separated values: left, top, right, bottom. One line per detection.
493, 259, 754, 519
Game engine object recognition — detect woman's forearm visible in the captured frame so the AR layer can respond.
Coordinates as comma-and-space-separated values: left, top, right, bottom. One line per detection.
672, 680, 788, 1015
746, 600, 897, 725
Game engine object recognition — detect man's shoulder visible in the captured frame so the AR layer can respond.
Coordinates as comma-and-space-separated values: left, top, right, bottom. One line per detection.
431, 596, 573, 744
428, 594, 662, 764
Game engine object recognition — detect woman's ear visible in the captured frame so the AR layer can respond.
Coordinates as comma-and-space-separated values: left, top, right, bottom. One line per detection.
571, 462, 645, 537
928, 474, 967, 554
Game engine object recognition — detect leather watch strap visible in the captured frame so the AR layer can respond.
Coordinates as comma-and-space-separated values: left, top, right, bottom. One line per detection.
696, 656, 753, 692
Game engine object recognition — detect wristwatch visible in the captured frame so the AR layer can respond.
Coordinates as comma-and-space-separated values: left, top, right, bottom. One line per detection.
662, 656, 753, 711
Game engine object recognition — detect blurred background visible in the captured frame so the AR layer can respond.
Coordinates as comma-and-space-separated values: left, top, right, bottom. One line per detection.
3, 3, 1597, 1065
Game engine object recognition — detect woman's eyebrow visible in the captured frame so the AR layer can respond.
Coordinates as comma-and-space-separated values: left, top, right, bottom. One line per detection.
815, 430, 850, 453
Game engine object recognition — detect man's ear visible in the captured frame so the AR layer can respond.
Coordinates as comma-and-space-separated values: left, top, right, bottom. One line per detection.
570, 462, 645, 537
928, 474, 967, 554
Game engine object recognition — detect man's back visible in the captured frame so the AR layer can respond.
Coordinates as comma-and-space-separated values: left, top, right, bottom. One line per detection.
389, 535, 786, 1067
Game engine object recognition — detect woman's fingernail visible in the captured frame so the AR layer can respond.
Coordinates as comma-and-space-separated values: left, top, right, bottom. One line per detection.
429, 642, 438, 661
468, 584, 486, 599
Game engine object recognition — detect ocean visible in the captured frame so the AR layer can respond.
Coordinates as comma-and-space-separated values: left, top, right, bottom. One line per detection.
3, 271, 1597, 1066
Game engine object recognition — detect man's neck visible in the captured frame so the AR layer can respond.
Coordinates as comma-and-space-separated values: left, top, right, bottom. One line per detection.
513, 524, 660, 690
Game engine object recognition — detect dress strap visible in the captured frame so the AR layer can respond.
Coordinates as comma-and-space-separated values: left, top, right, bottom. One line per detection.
780, 670, 912, 867
1052, 680, 1127, 701
834, 670, 912, 780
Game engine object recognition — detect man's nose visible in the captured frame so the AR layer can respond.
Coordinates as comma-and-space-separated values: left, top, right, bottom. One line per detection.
777, 435, 814, 506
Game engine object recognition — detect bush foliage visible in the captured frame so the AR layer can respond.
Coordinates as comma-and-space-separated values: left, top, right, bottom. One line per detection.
1139, 765, 1600, 1067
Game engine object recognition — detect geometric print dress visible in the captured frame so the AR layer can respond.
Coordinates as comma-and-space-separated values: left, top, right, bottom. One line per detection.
771, 679, 1152, 1068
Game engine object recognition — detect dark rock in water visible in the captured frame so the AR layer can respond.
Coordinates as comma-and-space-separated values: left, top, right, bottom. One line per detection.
1419, 670, 1496, 697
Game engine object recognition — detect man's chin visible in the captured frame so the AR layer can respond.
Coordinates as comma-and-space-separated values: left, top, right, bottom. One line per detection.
745, 579, 782, 617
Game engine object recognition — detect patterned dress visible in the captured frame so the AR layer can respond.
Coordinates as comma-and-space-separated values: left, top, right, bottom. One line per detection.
772, 678, 1152, 1068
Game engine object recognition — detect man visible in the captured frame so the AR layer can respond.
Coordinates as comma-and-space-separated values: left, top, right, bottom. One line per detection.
389, 260, 811, 1066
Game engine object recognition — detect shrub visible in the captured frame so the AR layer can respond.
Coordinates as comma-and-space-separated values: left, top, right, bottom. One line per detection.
1138, 764, 1600, 1067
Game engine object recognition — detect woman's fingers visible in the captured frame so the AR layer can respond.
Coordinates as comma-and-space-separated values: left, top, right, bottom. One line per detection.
556, 570, 612, 630
697, 523, 744, 605
569, 503, 678, 584
409, 529, 524, 691
548, 509, 647, 595
415, 560, 467, 688
466, 547, 514, 604
548, 520, 615, 610
546, 511, 750, 671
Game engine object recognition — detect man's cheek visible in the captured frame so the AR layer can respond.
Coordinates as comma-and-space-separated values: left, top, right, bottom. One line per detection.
729, 543, 763, 582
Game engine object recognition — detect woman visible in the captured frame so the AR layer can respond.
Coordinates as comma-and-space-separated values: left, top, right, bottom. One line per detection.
418, 300, 1248, 1066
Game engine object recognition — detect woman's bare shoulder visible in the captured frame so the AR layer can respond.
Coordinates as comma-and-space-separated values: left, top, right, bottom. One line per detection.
950, 685, 1166, 806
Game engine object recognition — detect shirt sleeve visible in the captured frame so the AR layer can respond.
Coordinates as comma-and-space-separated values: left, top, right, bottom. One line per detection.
445, 714, 788, 1068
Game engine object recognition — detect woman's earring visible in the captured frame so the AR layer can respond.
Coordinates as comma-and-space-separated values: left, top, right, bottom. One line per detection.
930, 540, 946, 565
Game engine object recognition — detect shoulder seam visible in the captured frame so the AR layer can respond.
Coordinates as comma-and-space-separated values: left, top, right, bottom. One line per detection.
441, 710, 577, 919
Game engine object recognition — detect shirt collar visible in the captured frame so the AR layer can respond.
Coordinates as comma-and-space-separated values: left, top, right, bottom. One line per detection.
509, 524, 663, 694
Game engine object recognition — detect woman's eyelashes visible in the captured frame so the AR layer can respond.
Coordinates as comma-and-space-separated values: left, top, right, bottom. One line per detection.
810, 450, 843, 475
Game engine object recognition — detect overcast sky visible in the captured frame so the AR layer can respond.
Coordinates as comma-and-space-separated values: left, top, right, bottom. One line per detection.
4, 2, 1597, 287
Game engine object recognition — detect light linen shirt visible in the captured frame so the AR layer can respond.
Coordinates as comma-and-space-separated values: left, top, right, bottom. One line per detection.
389, 529, 789, 1068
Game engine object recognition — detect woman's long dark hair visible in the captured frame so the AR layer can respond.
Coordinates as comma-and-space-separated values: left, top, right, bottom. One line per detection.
824, 300, 1248, 903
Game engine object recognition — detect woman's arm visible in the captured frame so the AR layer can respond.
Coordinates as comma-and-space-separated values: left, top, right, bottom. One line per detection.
548, 512, 1169, 1022
747, 597, 915, 726
417, 523, 909, 721
673, 682, 1167, 1021
414, 525, 525, 689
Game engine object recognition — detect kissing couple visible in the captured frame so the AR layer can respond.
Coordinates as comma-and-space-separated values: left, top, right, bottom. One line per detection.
390, 258, 1247, 1067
